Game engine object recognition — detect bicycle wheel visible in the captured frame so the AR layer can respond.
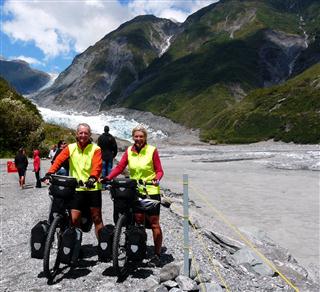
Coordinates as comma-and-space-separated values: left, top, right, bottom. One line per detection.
43, 215, 63, 280
112, 214, 128, 276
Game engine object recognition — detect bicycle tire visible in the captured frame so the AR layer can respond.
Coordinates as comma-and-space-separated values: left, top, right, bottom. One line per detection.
112, 214, 127, 276
43, 215, 63, 280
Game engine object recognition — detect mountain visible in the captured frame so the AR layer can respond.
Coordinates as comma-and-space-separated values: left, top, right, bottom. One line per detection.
202, 63, 320, 144
32, 0, 320, 143
102, 0, 319, 126
33, 15, 179, 112
0, 59, 50, 94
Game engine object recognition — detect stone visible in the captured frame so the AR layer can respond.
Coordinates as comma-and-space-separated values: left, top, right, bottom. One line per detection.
175, 275, 198, 291
160, 263, 181, 282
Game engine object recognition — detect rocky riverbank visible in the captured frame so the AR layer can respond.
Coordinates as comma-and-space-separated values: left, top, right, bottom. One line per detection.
1, 158, 319, 291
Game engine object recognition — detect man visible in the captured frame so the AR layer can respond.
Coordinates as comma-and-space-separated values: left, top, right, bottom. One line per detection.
51, 140, 69, 175
46, 123, 103, 238
97, 125, 118, 178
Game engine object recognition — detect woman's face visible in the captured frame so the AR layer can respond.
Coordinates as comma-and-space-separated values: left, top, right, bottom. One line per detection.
133, 130, 146, 148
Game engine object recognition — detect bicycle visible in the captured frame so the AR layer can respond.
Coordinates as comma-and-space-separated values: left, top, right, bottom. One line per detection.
41, 174, 93, 281
102, 178, 160, 277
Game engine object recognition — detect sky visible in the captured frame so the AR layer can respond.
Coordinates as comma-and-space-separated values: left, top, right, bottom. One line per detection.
0, 0, 216, 74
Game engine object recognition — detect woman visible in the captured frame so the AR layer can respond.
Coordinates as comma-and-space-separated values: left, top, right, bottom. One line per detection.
106, 125, 164, 266
33, 149, 41, 188
14, 148, 28, 189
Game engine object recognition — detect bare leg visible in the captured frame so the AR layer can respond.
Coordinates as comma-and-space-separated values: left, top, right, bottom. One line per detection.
71, 209, 81, 227
90, 207, 104, 239
147, 215, 162, 256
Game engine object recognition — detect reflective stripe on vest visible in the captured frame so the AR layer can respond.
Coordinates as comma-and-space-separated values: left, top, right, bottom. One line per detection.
68, 143, 101, 191
127, 144, 160, 195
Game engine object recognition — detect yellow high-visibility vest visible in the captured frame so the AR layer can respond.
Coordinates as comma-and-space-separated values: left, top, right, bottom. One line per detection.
127, 144, 160, 195
68, 143, 101, 191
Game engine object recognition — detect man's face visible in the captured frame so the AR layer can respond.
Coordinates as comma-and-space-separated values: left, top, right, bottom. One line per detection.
77, 125, 90, 146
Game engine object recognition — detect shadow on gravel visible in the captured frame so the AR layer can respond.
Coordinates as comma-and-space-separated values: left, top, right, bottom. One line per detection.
80, 244, 98, 259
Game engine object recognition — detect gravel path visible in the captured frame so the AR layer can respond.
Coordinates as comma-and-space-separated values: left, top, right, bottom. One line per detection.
1, 158, 319, 291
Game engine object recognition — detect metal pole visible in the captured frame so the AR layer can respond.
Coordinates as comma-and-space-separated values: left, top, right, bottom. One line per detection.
183, 174, 189, 276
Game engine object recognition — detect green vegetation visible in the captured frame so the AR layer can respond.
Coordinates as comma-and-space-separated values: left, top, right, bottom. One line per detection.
202, 64, 320, 144
0, 78, 75, 158
107, 0, 319, 144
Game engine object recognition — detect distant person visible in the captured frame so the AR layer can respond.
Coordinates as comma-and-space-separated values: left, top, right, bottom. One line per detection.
33, 149, 41, 188
97, 125, 118, 178
51, 140, 69, 175
48, 144, 57, 161
14, 147, 28, 189
45, 123, 104, 239
105, 125, 164, 267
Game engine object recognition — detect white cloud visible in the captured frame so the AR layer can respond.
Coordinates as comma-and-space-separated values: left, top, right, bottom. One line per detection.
9, 55, 45, 66
2, 0, 217, 58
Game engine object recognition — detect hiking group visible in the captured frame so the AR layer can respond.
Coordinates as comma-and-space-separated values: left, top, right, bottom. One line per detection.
31, 122, 164, 274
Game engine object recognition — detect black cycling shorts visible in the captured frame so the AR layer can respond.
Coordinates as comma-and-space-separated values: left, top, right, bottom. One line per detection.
136, 194, 161, 216
70, 190, 102, 210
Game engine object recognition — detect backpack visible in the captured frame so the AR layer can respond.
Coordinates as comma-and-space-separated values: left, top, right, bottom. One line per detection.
30, 220, 50, 259
126, 225, 147, 261
97, 224, 114, 262
59, 227, 82, 265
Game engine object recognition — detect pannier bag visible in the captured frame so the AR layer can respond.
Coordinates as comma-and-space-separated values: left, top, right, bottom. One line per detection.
59, 227, 82, 264
80, 206, 93, 232
126, 225, 147, 261
97, 224, 114, 262
111, 178, 137, 200
51, 175, 78, 188
49, 184, 75, 199
30, 220, 50, 259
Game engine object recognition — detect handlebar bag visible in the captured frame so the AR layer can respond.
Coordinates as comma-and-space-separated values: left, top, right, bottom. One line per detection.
30, 220, 50, 259
51, 175, 78, 188
49, 184, 75, 199
111, 178, 137, 200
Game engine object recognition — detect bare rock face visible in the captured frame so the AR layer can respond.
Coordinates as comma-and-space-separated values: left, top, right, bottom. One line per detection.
33, 16, 179, 112
0, 59, 50, 94
259, 29, 307, 86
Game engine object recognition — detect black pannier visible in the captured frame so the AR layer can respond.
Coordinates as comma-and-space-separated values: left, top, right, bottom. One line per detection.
30, 220, 50, 259
49, 184, 75, 199
126, 225, 147, 261
111, 178, 137, 200
59, 227, 82, 264
97, 224, 114, 262
51, 175, 78, 188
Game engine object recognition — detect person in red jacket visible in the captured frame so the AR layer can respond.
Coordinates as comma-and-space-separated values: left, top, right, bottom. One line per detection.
33, 149, 41, 188
106, 125, 164, 266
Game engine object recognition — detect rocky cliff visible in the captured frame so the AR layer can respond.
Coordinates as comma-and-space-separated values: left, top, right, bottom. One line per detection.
33, 16, 179, 112
0, 59, 50, 94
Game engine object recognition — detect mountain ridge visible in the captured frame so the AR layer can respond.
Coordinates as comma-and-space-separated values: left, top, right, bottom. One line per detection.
32, 0, 320, 143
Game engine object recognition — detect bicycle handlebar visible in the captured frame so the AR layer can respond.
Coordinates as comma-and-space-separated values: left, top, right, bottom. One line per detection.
41, 174, 93, 189
100, 177, 158, 186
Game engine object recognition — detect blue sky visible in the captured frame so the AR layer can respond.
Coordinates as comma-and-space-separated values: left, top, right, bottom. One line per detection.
0, 0, 216, 74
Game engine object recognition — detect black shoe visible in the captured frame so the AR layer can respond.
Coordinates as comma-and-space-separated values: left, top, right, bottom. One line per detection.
147, 254, 161, 267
